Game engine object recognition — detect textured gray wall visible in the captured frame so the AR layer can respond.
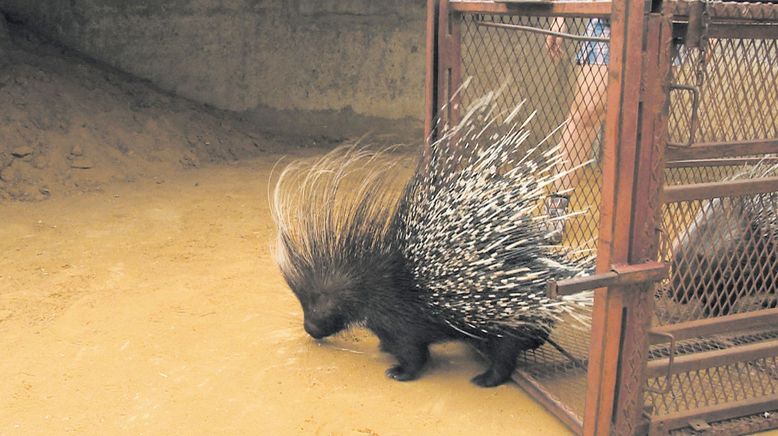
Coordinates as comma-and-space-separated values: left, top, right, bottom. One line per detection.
0, 0, 427, 137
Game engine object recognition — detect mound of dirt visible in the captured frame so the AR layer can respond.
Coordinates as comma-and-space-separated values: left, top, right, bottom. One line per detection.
0, 16, 282, 201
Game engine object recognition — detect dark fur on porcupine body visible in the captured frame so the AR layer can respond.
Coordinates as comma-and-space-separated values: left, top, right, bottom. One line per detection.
271, 96, 593, 387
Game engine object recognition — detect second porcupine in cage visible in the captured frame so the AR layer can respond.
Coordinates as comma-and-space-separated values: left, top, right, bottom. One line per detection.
669, 163, 778, 318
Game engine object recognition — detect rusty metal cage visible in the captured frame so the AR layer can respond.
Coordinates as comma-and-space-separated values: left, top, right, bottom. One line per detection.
425, 1, 778, 434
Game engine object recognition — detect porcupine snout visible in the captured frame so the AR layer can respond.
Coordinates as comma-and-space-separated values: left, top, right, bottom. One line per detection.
303, 316, 342, 339
302, 304, 346, 339
291, 271, 357, 339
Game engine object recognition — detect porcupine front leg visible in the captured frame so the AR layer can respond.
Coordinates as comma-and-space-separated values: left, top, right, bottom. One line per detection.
379, 337, 430, 382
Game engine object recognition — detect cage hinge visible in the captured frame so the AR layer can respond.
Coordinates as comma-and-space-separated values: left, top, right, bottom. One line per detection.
685, 0, 706, 49
547, 261, 668, 299
645, 330, 676, 395
688, 418, 712, 431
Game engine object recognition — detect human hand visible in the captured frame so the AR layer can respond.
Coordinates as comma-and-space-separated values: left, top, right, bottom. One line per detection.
546, 17, 566, 60
546, 35, 565, 60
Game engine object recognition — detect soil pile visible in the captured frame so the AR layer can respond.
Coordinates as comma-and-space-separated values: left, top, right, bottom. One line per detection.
0, 16, 280, 201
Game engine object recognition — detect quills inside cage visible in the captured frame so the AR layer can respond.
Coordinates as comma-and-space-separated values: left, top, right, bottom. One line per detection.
663, 159, 778, 320
400, 92, 597, 335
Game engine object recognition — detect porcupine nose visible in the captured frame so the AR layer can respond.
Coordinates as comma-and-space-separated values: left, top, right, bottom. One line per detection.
304, 319, 326, 339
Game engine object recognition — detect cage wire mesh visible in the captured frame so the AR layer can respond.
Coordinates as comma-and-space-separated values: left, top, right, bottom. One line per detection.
460, 13, 607, 255
667, 37, 778, 147
452, 3, 778, 431
666, 33, 778, 186
648, 189, 778, 429
456, 11, 612, 423
646, 355, 778, 415
647, 11, 778, 432
656, 188, 778, 324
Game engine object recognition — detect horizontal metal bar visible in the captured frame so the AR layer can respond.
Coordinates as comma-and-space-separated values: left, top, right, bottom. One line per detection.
449, 0, 611, 16
512, 369, 584, 434
663, 176, 778, 203
672, 21, 778, 40
649, 394, 778, 433
666, 157, 778, 168
671, 1, 778, 23
549, 272, 618, 297
475, 19, 610, 41
646, 331, 676, 394
547, 262, 667, 298
702, 23, 778, 40
666, 139, 778, 161
650, 308, 778, 345
707, 23, 778, 40
646, 339, 778, 378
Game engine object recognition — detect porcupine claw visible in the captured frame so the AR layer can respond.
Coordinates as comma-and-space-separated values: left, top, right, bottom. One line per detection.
471, 370, 510, 388
383, 341, 430, 382
386, 365, 420, 382
470, 334, 549, 387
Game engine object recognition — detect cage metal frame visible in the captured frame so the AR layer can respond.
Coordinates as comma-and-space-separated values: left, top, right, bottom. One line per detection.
424, 1, 778, 435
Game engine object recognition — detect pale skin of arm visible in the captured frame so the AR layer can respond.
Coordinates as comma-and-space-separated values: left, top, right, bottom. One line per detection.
546, 17, 609, 195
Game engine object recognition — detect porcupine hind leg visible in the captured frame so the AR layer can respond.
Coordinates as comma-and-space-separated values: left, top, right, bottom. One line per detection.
470, 337, 521, 387
471, 332, 549, 388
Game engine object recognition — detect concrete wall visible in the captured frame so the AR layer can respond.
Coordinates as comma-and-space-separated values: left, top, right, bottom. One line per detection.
0, 0, 427, 139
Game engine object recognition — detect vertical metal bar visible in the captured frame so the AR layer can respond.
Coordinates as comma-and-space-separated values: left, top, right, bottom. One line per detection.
437, 0, 450, 130
582, 0, 641, 431
449, 11, 462, 128
424, 0, 440, 153
583, 0, 672, 434
436, 0, 462, 132
613, 10, 674, 434
436, 0, 449, 130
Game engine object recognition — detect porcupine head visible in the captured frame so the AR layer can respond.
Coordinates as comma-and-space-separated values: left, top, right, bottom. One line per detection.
270, 146, 410, 340
271, 95, 595, 387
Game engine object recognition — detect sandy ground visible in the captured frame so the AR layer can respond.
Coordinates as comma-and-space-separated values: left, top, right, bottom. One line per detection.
0, 18, 569, 434
0, 157, 570, 435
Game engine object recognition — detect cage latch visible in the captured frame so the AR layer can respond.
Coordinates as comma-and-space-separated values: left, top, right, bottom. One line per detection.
666, 84, 701, 148
667, 0, 709, 149
547, 261, 668, 299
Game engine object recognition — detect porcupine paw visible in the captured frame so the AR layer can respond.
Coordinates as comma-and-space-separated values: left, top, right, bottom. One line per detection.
471, 369, 511, 388
386, 365, 419, 382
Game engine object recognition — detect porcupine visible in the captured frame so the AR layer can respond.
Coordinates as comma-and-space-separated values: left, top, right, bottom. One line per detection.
669, 162, 778, 317
271, 95, 594, 387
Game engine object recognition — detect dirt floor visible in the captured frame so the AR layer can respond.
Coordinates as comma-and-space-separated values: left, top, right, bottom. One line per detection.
0, 158, 570, 435
0, 16, 570, 435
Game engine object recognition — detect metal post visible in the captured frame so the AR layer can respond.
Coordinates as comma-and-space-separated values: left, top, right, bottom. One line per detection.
436, 0, 462, 132
424, 0, 440, 151
583, 0, 673, 434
